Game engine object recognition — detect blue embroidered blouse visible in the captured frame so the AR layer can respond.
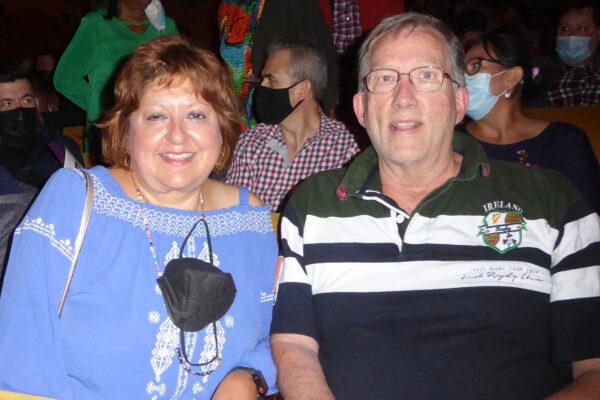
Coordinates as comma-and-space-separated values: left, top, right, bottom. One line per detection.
0, 167, 278, 398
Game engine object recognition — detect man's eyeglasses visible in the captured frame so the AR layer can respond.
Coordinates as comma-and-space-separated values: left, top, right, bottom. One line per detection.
464, 57, 505, 76
363, 66, 459, 94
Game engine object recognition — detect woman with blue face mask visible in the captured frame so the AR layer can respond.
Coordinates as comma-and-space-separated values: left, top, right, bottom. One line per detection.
547, 0, 600, 106
461, 28, 600, 212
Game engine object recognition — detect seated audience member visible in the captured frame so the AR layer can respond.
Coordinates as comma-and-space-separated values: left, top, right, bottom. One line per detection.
227, 39, 360, 211
462, 28, 600, 211
0, 166, 35, 280
547, 0, 600, 106
0, 61, 83, 189
33, 52, 85, 130
0, 36, 278, 398
250, 0, 339, 115
271, 13, 600, 400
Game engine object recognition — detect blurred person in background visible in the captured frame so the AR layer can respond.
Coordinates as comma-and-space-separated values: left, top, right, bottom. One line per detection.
547, 0, 600, 106
0, 61, 83, 189
462, 28, 600, 211
54, 0, 177, 163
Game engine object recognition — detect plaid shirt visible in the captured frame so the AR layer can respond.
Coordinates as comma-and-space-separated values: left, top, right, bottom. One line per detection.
226, 112, 360, 211
547, 56, 600, 106
332, 0, 362, 54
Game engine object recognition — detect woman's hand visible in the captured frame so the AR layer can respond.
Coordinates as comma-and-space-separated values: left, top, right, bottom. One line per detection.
212, 370, 257, 400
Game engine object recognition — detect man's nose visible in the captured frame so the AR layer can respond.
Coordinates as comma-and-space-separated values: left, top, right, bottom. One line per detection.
392, 74, 418, 108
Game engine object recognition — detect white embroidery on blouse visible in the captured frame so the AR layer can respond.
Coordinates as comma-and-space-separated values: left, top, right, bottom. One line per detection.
192, 382, 204, 394
260, 291, 275, 304
90, 173, 272, 237
146, 382, 166, 395
151, 320, 179, 382
149, 311, 161, 324
15, 217, 75, 261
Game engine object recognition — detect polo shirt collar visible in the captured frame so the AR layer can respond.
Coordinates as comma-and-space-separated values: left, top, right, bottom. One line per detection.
335, 131, 490, 200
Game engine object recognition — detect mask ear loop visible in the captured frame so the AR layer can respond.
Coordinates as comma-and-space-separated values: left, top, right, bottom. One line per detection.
178, 217, 213, 266
176, 216, 221, 375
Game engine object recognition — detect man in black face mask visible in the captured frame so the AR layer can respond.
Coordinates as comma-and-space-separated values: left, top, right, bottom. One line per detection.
0, 61, 83, 189
226, 38, 360, 212
0, 61, 83, 278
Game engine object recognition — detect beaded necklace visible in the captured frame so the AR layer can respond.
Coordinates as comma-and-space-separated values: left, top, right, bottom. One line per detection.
135, 186, 221, 377
135, 188, 205, 277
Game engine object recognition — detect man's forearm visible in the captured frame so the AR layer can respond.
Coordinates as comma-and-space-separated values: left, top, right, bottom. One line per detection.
545, 369, 600, 399
272, 341, 334, 400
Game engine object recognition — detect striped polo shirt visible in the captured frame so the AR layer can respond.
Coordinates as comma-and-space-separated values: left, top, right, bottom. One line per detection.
271, 132, 600, 399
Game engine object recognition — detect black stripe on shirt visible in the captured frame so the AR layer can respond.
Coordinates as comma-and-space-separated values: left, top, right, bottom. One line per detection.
552, 242, 600, 274
303, 242, 551, 267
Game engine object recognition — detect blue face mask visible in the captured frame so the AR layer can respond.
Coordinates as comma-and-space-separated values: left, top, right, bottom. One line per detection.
464, 71, 507, 121
556, 36, 592, 65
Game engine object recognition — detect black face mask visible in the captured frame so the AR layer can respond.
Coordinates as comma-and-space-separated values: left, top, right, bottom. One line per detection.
156, 218, 237, 375
0, 107, 37, 151
254, 80, 304, 125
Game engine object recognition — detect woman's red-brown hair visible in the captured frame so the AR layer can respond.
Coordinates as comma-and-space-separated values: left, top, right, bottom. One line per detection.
100, 35, 243, 172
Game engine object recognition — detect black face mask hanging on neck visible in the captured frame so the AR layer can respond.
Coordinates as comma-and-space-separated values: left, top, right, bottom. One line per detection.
156, 218, 237, 375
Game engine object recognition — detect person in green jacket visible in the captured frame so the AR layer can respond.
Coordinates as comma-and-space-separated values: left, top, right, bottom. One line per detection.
54, 0, 178, 161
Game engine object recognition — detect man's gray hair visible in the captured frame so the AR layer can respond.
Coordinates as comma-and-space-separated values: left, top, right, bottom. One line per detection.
266, 38, 328, 103
357, 12, 466, 92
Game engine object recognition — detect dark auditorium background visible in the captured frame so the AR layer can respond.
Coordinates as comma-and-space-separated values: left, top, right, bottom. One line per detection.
0, 0, 222, 61
0, 0, 572, 63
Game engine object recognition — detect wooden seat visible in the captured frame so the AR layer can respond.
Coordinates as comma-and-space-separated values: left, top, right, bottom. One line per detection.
62, 125, 84, 151
0, 391, 48, 399
523, 105, 600, 162
271, 212, 280, 233
62, 125, 96, 168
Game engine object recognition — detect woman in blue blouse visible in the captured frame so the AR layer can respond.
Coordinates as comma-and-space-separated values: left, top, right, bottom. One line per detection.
462, 28, 600, 211
0, 36, 278, 399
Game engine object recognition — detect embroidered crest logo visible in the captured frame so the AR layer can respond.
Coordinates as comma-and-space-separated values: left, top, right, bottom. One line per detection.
478, 210, 527, 253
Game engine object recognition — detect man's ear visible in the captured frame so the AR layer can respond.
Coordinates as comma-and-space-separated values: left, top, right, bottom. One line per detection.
353, 92, 366, 127
454, 86, 469, 125
296, 80, 311, 100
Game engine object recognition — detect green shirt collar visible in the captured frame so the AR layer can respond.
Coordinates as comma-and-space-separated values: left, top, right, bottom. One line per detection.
336, 131, 490, 199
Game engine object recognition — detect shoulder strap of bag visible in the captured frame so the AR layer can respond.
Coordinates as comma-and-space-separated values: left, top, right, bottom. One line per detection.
57, 169, 94, 318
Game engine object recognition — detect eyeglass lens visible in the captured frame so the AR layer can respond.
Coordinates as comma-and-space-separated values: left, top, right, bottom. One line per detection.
365, 67, 447, 93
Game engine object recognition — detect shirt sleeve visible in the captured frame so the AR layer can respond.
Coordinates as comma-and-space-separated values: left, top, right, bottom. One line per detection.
226, 131, 253, 188
0, 169, 87, 398
54, 15, 96, 112
549, 125, 600, 213
233, 209, 279, 394
270, 197, 318, 339
549, 196, 600, 365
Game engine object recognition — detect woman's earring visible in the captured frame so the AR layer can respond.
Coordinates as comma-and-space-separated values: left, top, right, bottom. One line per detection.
214, 149, 227, 171
504, 91, 511, 99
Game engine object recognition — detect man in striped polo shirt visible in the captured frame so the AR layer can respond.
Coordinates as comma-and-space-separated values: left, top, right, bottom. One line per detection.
270, 12, 600, 400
